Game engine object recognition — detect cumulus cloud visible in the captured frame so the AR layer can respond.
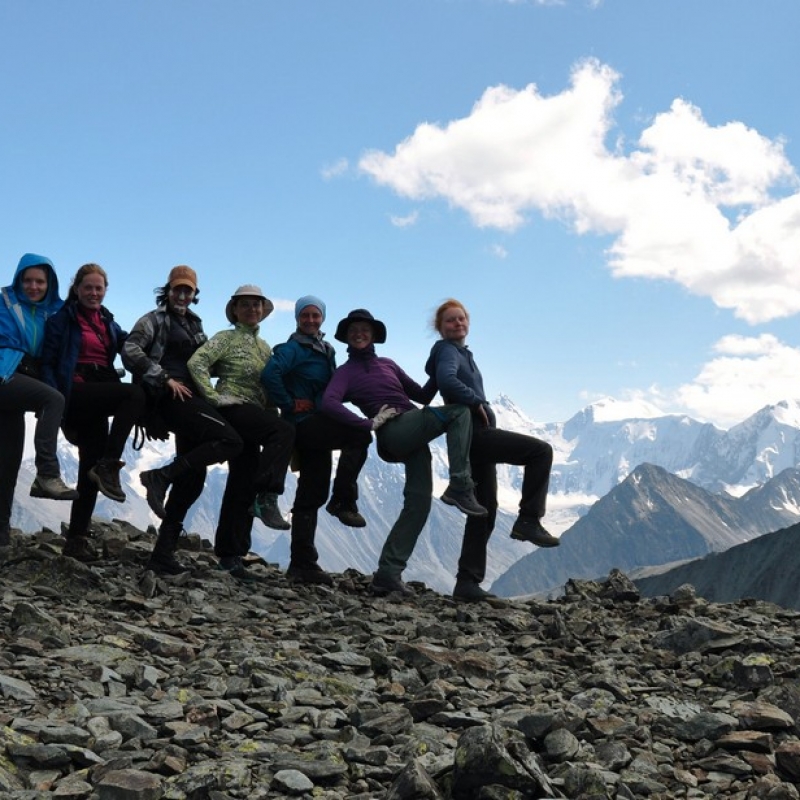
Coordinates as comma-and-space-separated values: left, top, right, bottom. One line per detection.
649, 334, 800, 427
358, 59, 800, 324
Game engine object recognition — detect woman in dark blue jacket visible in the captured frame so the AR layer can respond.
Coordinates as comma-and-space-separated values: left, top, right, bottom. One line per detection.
426, 298, 557, 603
42, 263, 145, 561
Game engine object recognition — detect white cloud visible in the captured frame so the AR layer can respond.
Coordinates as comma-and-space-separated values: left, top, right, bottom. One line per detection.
489, 243, 508, 258
321, 158, 349, 180
646, 334, 800, 427
359, 59, 800, 324
271, 298, 296, 314
390, 211, 419, 228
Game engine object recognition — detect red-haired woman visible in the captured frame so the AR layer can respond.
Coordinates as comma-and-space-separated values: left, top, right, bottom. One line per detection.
426, 298, 557, 603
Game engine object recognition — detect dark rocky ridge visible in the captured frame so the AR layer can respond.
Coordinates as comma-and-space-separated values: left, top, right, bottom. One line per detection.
3, 522, 800, 799
634, 522, 800, 611
492, 464, 800, 598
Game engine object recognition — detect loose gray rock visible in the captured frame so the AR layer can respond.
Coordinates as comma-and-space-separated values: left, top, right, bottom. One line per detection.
3, 524, 800, 798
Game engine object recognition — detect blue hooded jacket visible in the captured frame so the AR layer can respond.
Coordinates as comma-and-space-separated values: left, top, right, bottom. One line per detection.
0, 254, 62, 383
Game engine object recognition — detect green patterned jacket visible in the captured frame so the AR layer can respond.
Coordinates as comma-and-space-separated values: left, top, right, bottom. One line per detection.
187, 322, 272, 408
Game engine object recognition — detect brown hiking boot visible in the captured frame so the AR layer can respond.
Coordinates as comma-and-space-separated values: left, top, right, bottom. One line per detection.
30, 474, 79, 501
325, 499, 367, 528
89, 459, 126, 502
510, 517, 560, 547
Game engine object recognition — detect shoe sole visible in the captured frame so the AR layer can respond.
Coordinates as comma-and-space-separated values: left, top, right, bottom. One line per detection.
510, 530, 560, 547
326, 505, 367, 528
30, 485, 79, 501
333, 515, 367, 528
140, 474, 167, 519
370, 581, 415, 598
440, 494, 488, 517
255, 516, 291, 530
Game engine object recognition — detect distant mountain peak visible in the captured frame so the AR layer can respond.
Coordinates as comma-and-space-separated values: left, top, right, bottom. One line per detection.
584, 396, 668, 423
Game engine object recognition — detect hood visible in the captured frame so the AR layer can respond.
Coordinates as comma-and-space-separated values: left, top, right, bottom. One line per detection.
425, 338, 456, 377
12, 253, 61, 306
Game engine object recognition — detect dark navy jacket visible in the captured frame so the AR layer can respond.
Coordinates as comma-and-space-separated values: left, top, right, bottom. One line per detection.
425, 338, 496, 428
41, 300, 127, 406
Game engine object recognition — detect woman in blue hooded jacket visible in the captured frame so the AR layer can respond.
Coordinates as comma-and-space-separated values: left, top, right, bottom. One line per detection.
41, 263, 146, 562
0, 253, 78, 546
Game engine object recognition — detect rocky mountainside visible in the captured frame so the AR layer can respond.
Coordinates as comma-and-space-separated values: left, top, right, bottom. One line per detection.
4, 523, 800, 799
634, 522, 800, 610
491, 464, 800, 598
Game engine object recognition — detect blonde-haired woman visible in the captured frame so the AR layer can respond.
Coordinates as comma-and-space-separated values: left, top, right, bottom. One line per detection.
426, 298, 557, 603
41, 263, 146, 561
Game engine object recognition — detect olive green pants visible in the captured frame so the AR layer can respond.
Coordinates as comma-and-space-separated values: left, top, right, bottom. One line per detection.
375, 404, 474, 577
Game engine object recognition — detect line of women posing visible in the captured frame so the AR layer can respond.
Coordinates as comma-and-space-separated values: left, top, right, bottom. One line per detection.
0, 254, 557, 601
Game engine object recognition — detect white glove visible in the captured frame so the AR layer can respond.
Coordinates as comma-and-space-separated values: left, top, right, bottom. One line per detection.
371, 404, 399, 430
216, 394, 246, 407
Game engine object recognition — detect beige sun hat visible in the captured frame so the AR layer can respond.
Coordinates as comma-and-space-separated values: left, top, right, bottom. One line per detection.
225, 284, 274, 324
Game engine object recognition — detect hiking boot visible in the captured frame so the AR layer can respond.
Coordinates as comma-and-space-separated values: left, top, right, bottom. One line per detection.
453, 579, 497, 603
510, 517, 560, 547
370, 572, 415, 597
218, 556, 257, 582
286, 563, 334, 586
440, 485, 488, 517
325, 499, 367, 528
63, 536, 99, 563
0, 526, 10, 548
30, 474, 79, 501
89, 459, 126, 502
140, 468, 170, 519
251, 492, 290, 530
146, 552, 189, 575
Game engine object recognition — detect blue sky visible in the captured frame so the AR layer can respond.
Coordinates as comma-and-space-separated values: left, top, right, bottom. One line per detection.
2, 1, 799, 428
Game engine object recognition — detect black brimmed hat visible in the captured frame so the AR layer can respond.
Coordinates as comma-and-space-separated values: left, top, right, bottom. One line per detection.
334, 308, 387, 344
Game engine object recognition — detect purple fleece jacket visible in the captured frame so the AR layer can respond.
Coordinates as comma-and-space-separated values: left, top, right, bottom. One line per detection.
321, 349, 436, 429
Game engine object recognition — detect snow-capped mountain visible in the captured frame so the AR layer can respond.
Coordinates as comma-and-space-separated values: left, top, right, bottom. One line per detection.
11, 397, 800, 594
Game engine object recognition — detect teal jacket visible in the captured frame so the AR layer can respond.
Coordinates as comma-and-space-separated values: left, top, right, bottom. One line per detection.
261, 332, 336, 423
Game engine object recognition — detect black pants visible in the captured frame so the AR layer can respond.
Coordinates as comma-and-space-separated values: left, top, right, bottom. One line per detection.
0, 373, 66, 532
289, 413, 371, 568
214, 403, 295, 559
292, 414, 371, 512
158, 394, 243, 528
0, 411, 25, 533
63, 381, 147, 536
457, 426, 553, 585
